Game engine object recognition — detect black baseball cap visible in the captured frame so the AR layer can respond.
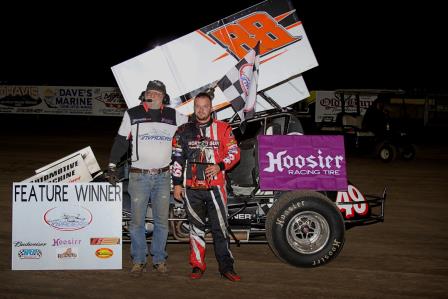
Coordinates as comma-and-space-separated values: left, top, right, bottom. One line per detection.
146, 80, 166, 94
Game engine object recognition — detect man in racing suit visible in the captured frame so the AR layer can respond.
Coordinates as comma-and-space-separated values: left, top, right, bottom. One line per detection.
171, 92, 241, 281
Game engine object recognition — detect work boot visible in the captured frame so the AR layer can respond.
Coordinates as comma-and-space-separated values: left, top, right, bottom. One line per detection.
152, 262, 169, 275
190, 267, 204, 279
221, 270, 241, 282
130, 263, 146, 277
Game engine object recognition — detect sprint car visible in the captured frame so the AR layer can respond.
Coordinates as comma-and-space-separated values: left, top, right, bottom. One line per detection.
110, 109, 385, 268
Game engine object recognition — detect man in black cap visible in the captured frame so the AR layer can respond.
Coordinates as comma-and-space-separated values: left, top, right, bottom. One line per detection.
107, 80, 187, 277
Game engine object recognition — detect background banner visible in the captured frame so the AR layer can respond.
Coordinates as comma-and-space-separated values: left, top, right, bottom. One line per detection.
315, 90, 377, 122
0, 85, 127, 116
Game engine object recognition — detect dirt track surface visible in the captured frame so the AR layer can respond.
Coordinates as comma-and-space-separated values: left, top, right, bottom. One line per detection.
1, 117, 447, 298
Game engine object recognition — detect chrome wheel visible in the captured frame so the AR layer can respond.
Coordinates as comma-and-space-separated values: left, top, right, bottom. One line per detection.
286, 211, 330, 254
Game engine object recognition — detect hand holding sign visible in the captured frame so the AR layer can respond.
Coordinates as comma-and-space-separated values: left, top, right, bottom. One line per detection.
105, 165, 120, 186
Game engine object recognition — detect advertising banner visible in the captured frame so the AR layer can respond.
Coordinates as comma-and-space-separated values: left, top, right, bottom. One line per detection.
258, 135, 347, 191
12, 183, 122, 270
315, 91, 377, 122
0, 85, 127, 116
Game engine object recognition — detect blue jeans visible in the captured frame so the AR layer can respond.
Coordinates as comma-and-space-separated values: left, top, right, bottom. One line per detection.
128, 171, 170, 264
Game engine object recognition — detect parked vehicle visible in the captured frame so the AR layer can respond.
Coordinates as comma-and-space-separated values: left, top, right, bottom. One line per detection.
319, 89, 416, 162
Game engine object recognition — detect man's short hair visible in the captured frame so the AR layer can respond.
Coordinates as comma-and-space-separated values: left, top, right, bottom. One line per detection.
194, 92, 212, 102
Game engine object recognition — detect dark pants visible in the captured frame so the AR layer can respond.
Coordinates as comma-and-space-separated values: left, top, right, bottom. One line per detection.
185, 186, 234, 273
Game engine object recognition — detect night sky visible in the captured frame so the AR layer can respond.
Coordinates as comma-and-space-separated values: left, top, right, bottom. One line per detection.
1, 1, 445, 93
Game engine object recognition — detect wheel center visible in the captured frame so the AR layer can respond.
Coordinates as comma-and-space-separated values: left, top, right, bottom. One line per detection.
301, 226, 310, 234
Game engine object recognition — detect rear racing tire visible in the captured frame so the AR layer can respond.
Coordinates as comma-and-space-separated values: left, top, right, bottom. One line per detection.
266, 191, 345, 267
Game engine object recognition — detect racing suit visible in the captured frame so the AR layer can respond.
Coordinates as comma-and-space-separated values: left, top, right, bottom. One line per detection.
171, 118, 240, 273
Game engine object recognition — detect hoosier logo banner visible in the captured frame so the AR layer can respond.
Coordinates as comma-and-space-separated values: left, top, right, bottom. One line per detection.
258, 135, 347, 191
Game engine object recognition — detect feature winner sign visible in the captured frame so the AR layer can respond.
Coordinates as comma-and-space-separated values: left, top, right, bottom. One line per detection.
258, 135, 347, 191
12, 183, 122, 270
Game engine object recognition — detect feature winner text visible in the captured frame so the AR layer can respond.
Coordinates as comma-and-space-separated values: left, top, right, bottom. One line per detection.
14, 184, 122, 202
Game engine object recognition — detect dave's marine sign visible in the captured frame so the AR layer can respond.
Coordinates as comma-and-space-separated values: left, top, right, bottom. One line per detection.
258, 135, 348, 191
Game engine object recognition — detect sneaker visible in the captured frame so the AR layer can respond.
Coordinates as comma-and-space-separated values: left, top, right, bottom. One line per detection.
221, 270, 241, 282
190, 267, 204, 279
152, 262, 169, 275
130, 263, 146, 277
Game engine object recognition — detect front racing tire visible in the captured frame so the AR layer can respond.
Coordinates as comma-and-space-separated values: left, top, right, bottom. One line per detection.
266, 191, 345, 267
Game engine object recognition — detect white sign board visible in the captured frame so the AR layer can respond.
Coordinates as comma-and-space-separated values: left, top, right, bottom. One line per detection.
23, 154, 92, 183
12, 183, 122, 270
22, 146, 101, 183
